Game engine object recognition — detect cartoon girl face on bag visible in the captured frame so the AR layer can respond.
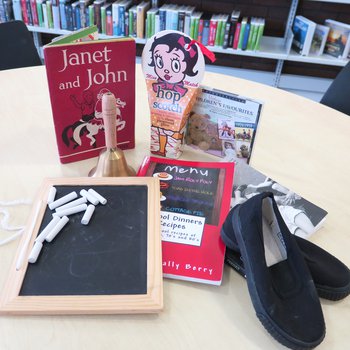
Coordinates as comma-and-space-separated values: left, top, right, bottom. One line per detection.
149, 33, 199, 85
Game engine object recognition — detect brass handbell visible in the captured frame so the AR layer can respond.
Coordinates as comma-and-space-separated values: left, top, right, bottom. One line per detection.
89, 92, 136, 177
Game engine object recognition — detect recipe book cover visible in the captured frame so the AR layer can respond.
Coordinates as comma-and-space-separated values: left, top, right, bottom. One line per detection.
138, 156, 235, 285
44, 27, 136, 163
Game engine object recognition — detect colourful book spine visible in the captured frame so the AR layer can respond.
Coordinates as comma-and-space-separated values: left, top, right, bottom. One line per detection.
254, 19, 265, 51
223, 21, 231, 49
242, 22, 250, 50
215, 19, 222, 46
124, 11, 129, 36
106, 9, 113, 35
36, 0, 44, 26
119, 5, 125, 36
197, 18, 204, 43
47, 0, 53, 28
233, 22, 241, 49
101, 5, 107, 34
30, 0, 39, 25
59, 0, 67, 30
193, 17, 200, 40
88, 4, 94, 28
20, 0, 29, 24
189, 16, 195, 38
219, 19, 227, 46
202, 18, 210, 46
238, 17, 247, 49
248, 19, 258, 51
208, 19, 217, 46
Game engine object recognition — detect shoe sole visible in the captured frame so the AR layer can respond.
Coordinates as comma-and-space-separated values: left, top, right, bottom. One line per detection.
228, 205, 325, 350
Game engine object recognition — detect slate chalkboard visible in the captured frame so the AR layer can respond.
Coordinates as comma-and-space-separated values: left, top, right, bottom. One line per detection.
20, 185, 148, 296
0, 177, 163, 315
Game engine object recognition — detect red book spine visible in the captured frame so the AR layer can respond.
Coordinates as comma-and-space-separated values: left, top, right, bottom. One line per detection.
233, 22, 241, 49
208, 20, 217, 46
106, 13, 113, 36
197, 19, 204, 43
30, 0, 39, 26
21, 0, 29, 24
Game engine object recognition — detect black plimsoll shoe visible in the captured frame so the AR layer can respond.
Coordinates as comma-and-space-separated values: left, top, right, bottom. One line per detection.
222, 203, 350, 301
222, 192, 325, 350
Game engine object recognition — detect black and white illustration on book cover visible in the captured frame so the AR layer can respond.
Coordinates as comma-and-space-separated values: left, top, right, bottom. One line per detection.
231, 162, 328, 239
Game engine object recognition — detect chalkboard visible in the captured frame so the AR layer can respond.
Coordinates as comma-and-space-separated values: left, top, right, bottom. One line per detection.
0, 177, 163, 315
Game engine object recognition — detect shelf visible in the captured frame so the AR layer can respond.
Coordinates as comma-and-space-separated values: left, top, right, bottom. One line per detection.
287, 50, 349, 66
306, 0, 350, 4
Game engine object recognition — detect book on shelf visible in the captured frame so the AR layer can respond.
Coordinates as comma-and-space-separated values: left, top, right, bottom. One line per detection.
309, 24, 330, 56
185, 86, 263, 164
292, 15, 316, 56
227, 10, 240, 48
137, 156, 235, 285
241, 18, 251, 50
324, 19, 350, 59
237, 16, 248, 49
136, 1, 150, 38
43, 26, 136, 164
231, 161, 328, 239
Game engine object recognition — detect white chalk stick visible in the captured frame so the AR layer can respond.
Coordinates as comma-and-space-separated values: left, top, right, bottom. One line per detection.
28, 241, 43, 264
45, 216, 69, 242
88, 189, 107, 205
47, 187, 57, 204
48, 191, 78, 210
80, 189, 99, 205
55, 203, 88, 217
16, 200, 43, 271
55, 197, 87, 212
35, 215, 61, 243
81, 205, 95, 225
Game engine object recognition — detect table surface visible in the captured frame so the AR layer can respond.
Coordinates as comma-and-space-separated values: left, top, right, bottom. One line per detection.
0, 65, 349, 350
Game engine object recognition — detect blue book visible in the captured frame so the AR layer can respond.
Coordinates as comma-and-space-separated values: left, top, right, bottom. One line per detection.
59, 0, 68, 30
159, 5, 167, 31
119, 5, 125, 36
292, 15, 316, 56
242, 22, 250, 50
75, 4, 81, 29
85, 6, 89, 26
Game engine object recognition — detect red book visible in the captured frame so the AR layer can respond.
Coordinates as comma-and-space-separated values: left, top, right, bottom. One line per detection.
233, 22, 241, 49
208, 19, 218, 46
44, 27, 136, 164
197, 18, 204, 43
30, 0, 39, 26
20, 0, 29, 24
138, 156, 235, 285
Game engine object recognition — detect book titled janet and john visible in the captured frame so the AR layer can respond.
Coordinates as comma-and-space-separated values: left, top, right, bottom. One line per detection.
44, 26, 136, 163
138, 157, 234, 285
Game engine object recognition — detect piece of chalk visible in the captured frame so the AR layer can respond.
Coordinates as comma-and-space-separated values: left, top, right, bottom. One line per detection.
55, 197, 87, 212
81, 204, 96, 225
45, 216, 69, 242
48, 191, 78, 210
88, 189, 107, 205
35, 215, 61, 243
47, 187, 57, 204
55, 203, 88, 217
80, 189, 99, 205
28, 241, 43, 264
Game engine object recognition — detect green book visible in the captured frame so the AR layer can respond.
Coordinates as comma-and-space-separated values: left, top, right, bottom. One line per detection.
249, 18, 259, 51
247, 17, 256, 50
215, 19, 222, 46
48, 26, 98, 46
190, 16, 195, 38
36, 0, 44, 27
254, 18, 265, 51
219, 16, 228, 46
193, 17, 200, 40
89, 5, 95, 29
101, 5, 107, 35
46, 1, 53, 29
238, 17, 247, 49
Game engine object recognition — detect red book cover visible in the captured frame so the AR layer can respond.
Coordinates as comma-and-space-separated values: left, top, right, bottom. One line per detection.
20, 0, 29, 24
44, 34, 135, 164
208, 20, 218, 46
197, 18, 204, 43
138, 156, 235, 285
233, 22, 241, 49
30, 0, 39, 25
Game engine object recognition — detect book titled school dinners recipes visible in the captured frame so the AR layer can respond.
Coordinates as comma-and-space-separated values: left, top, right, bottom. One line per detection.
44, 26, 136, 164
138, 156, 235, 285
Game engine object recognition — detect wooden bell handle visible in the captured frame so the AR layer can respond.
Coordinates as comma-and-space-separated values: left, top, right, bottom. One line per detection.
102, 92, 117, 149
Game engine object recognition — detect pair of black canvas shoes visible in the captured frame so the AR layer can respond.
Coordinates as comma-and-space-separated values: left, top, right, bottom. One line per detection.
221, 192, 350, 350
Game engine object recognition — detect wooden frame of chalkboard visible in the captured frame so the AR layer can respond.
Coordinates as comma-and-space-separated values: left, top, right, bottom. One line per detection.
0, 177, 163, 315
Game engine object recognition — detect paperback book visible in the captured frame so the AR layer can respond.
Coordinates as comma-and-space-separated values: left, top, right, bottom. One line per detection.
292, 15, 316, 56
310, 24, 330, 56
185, 86, 263, 164
324, 19, 350, 59
138, 157, 235, 285
231, 161, 328, 239
44, 26, 136, 164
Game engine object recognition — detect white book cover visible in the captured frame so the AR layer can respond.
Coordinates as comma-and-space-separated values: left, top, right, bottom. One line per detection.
325, 19, 350, 59
310, 24, 330, 56
292, 15, 316, 56
52, 5, 60, 29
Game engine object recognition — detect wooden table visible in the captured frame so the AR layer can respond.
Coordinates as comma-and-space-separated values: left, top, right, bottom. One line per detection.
0, 65, 349, 350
